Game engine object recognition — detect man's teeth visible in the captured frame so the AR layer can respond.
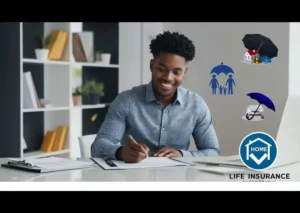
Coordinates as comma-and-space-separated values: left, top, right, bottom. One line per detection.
162, 83, 172, 87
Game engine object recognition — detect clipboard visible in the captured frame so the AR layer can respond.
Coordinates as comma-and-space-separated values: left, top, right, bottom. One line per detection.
1, 162, 42, 173
1, 157, 95, 173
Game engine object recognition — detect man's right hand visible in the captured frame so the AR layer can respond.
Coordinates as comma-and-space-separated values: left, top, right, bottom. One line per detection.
117, 142, 149, 163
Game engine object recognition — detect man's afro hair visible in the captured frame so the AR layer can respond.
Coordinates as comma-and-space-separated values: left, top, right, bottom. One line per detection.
149, 31, 195, 61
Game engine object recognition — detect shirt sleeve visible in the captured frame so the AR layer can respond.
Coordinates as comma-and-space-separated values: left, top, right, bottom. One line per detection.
179, 99, 220, 157
91, 91, 130, 159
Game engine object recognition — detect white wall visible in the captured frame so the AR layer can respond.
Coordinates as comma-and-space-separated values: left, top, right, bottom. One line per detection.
141, 23, 164, 84
163, 22, 289, 156
289, 23, 300, 96
119, 22, 163, 92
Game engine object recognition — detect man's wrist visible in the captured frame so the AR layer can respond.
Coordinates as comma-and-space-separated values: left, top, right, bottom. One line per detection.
115, 146, 123, 160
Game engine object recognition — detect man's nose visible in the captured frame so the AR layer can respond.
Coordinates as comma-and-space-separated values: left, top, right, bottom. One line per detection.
163, 72, 173, 81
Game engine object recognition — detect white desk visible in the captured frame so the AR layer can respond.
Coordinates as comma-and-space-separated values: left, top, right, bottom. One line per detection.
0, 157, 299, 182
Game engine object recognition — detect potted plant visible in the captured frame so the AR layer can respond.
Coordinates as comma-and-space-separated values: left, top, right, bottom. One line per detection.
82, 80, 105, 104
35, 32, 51, 61
72, 86, 82, 106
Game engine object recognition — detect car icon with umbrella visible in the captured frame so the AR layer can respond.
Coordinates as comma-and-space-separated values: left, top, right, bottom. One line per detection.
242, 92, 276, 121
242, 105, 264, 121
240, 33, 278, 65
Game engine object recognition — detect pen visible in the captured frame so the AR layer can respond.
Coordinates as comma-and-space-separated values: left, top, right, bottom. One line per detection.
104, 158, 117, 167
128, 135, 148, 158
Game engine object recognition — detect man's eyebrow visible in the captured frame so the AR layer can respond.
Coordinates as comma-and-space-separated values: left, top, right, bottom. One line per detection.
158, 63, 167, 67
158, 63, 183, 70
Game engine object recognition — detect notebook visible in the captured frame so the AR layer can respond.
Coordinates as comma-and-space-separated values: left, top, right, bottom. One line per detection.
91, 157, 191, 170
1, 157, 94, 173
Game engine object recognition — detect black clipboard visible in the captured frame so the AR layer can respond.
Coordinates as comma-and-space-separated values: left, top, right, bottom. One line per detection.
1, 162, 42, 173
1, 157, 95, 173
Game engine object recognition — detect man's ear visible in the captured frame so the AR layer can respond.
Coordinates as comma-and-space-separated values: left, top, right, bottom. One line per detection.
150, 59, 154, 72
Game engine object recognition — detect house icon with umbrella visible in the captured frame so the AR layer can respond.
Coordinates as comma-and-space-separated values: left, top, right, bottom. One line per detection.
240, 33, 278, 65
244, 50, 259, 63
245, 138, 271, 165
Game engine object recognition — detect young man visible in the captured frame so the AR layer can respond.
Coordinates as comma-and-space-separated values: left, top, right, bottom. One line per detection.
91, 31, 220, 163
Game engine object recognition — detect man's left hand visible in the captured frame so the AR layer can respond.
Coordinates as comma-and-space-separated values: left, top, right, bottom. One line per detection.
154, 146, 183, 157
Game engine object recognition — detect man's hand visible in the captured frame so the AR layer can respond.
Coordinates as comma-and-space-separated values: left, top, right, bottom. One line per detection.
118, 142, 149, 163
154, 146, 183, 157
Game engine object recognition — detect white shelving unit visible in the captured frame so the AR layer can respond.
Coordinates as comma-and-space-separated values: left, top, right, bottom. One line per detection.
20, 22, 115, 159
16, 22, 164, 159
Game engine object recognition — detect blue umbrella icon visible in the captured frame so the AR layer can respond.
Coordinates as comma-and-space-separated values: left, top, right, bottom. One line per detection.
210, 62, 234, 75
246, 92, 276, 120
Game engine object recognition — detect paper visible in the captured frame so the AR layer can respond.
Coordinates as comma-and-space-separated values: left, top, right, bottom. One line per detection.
7, 157, 94, 173
92, 157, 190, 170
197, 166, 254, 175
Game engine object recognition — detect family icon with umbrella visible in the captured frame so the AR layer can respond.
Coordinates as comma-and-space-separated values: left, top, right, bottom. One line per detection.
209, 62, 236, 95
242, 92, 276, 121
240, 33, 278, 65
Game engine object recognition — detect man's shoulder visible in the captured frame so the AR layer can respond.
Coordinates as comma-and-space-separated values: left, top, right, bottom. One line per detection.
179, 86, 206, 104
117, 84, 147, 99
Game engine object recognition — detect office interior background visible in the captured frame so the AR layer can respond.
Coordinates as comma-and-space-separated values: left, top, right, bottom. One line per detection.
0, 22, 289, 159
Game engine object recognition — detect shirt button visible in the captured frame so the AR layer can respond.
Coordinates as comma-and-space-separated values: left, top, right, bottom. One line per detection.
162, 127, 165, 130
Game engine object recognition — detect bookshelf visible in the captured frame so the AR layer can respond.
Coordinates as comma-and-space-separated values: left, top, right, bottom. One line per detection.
20, 22, 119, 159
0, 22, 163, 159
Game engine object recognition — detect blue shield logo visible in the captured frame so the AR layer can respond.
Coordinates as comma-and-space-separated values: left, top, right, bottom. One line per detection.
239, 132, 277, 171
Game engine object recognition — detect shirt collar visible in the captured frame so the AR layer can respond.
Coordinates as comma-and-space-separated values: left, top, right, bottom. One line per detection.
145, 81, 183, 105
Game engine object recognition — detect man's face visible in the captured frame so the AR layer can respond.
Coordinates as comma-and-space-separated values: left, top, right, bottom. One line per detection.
150, 52, 187, 97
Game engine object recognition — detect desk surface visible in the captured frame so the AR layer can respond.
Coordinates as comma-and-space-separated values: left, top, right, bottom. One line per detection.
0, 157, 299, 182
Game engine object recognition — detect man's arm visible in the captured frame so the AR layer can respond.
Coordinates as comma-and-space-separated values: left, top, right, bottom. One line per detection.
90, 92, 129, 159
179, 100, 220, 157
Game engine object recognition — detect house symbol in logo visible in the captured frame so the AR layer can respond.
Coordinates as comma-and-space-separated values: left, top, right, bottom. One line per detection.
239, 132, 277, 171
245, 138, 271, 165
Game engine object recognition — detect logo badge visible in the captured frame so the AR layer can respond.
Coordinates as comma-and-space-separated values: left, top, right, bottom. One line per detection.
239, 132, 277, 171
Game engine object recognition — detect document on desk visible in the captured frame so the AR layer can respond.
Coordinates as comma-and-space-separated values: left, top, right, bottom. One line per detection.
1, 157, 94, 173
91, 157, 191, 170
197, 166, 255, 175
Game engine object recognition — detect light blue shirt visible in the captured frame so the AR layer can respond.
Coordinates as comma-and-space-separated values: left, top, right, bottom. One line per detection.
91, 81, 220, 159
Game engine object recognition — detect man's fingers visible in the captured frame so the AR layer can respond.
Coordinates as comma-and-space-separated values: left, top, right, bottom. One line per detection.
125, 152, 146, 163
158, 150, 171, 157
128, 143, 148, 156
164, 153, 175, 158
155, 147, 172, 157
128, 142, 141, 150
154, 147, 166, 156
141, 144, 150, 152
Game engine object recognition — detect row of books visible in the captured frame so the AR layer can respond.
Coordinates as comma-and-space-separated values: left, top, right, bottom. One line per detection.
40, 125, 68, 152
38, 29, 94, 63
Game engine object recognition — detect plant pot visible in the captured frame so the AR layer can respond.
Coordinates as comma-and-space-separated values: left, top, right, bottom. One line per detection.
101, 53, 111, 65
89, 94, 100, 104
73, 95, 82, 106
35, 48, 49, 61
